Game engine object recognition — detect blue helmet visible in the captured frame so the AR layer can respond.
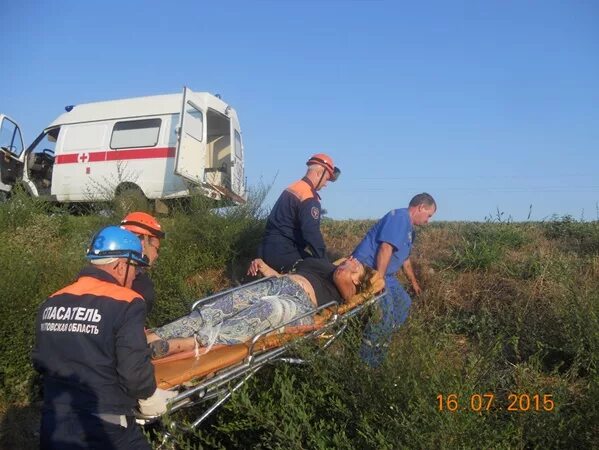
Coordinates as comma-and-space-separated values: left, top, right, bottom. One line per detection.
86, 226, 148, 266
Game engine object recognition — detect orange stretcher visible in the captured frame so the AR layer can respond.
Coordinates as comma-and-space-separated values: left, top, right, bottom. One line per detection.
137, 270, 385, 434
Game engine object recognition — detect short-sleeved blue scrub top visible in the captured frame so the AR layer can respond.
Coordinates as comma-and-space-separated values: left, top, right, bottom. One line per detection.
352, 208, 414, 284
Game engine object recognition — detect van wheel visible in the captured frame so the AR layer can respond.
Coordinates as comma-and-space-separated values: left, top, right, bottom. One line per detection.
113, 186, 149, 215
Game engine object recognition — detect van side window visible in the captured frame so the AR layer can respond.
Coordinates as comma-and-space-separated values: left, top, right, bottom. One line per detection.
184, 103, 203, 141
63, 123, 108, 152
110, 118, 161, 149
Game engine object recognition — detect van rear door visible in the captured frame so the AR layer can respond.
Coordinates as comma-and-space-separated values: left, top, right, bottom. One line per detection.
174, 87, 206, 185
231, 127, 244, 198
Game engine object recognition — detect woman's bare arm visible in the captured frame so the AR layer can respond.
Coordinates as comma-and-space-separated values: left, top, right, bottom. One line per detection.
147, 331, 198, 359
247, 258, 280, 277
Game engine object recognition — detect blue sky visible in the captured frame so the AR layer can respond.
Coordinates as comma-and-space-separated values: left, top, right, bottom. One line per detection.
2, 0, 598, 221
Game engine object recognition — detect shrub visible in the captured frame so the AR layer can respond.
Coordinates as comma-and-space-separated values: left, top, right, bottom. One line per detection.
439, 223, 527, 272
543, 215, 599, 256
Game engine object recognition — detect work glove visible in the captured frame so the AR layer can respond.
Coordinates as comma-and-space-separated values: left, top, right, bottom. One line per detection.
138, 388, 178, 416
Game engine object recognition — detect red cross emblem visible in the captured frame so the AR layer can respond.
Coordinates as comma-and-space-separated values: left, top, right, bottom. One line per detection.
78, 152, 90, 163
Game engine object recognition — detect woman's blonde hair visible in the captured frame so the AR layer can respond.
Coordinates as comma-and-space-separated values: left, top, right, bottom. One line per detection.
356, 265, 378, 294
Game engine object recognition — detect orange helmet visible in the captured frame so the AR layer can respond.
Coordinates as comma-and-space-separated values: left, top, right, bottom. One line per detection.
120, 212, 165, 238
306, 153, 341, 181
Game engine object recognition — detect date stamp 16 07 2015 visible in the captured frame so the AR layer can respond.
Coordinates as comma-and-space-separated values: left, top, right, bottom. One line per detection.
436, 393, 555, 412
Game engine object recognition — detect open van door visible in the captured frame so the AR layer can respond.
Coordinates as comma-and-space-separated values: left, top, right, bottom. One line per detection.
174, 87, 206, 185
0, 114, 25, 195
231, 127, 245, 198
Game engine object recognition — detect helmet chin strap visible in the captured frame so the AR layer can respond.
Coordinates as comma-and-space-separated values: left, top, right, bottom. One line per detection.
122, 252, 132, 287
316, 169, 327, 190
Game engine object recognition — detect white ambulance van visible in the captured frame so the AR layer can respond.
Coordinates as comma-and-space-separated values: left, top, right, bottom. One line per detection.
2, 87, 246, 206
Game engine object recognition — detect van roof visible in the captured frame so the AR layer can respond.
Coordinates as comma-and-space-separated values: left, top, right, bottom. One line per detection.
47, 92, 237, 128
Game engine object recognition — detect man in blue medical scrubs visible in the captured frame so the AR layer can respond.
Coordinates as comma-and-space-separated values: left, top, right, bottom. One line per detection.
352, 193, 437, 367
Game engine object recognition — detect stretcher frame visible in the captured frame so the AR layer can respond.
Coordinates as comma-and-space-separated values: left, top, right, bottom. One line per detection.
137, 276, 385, 436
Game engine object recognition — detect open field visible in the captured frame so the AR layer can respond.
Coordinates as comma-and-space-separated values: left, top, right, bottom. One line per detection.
0, 193, 597, 449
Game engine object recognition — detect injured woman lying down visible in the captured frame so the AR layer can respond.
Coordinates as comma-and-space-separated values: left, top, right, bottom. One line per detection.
146, 257, 376, 359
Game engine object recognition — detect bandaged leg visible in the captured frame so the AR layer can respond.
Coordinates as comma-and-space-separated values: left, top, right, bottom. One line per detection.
208, 293, 314, 345
150, 277, 314, 352
151, 279, 276, 341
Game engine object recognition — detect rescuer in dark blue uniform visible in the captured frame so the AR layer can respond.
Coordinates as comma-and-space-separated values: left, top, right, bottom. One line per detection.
32, 226, 176, 450
259, 153, 341, 272
120, 211, 165, 318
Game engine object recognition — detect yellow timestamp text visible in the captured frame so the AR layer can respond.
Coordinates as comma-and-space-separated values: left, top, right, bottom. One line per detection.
436, 393, 555, 412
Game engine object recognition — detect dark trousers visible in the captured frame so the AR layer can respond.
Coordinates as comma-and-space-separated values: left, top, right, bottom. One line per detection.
40, 407, 151, 450
260, 243, 303, 273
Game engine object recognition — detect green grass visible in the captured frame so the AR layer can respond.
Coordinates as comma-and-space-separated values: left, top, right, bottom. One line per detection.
0, 194, 597, 449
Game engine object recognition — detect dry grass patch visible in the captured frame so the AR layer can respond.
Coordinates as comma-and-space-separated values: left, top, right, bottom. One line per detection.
322, 219, 375, 257
414, 224, 460, 267
185, 267, 231, 296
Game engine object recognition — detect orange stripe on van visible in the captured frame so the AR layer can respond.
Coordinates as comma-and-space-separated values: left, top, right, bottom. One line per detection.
50, 276, 141, 303
286, 180, 315, 202
55, 147, 175, 164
